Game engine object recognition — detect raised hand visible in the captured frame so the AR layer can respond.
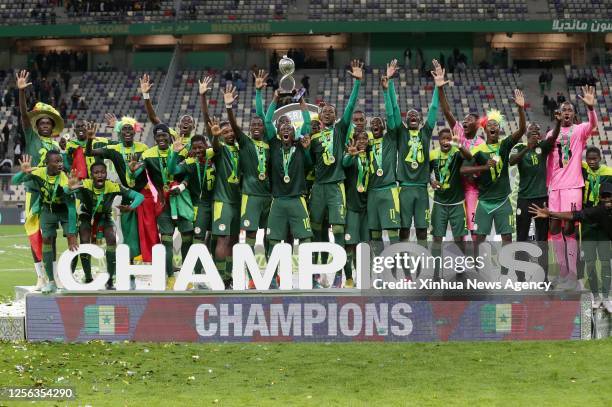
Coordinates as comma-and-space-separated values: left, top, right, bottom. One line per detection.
431, 59, 448, 88
223, 83, 238, 106
18, 154, 33, 173
386, 59, 398, 79
139, 73, 153, 94
451, 131, 460, 146
513, 89, 525, 108
300, 134, 311, 149
67, 169, 83, 190
198, 76, 213, 95
380, 75, 389, 90
85, 121, 98, 140
347, 138, 359, 156
253, 69, 268, 90
172, 139, 185, 153
16, 70, 32, 90
128, 156, 143, 173
347, 59, 364, 81
554, 110, 562, 122
578, 85, 596, 107
116, 204, 135, 213
104, 113, 117, 127
528, 203, 550, 219
208, 117, 221, 137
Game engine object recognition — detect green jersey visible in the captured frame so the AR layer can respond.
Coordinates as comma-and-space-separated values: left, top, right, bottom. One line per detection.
65, 137, 108, 177
342, 152, 369, 211
24, 127, 60, 167
509, 140, 553, 199
237, 131, 270, 196
397, 126, 434, 185
168, 151, 216, 204
73, 179, 142, 215
139, 146, 183, 194
582, 162, 612, 207
430, 147, 466, 205
213, 142, 241, 204
368, 131, 398, 189
97, 142, 149, 190
269, 139, 311, 198
472, 136, 517, 201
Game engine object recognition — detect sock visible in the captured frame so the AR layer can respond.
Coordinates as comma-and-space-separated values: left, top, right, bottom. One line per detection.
602, 259, 611, 299
371, 230, 384, 256
181, 234, 193, 265
161, 235, 174, 277
70, 256, 78, 273
215, 257, 227, 283
80, 254, 92, 281
387, 230, 400, 244
208, 235, 218, 256
226, 256, 233, 283
53, 261, 61, 288
344, 248, 354, 280
565, 234, 578, 280
267, 239, 280, 259
431, 240, 442, 281
34, 262, 45, 279
42, 243, 54, 281
332, 225, 345, 248
194, 237, 206, 274
106, 245, 116, 281
551, 233, 568, 278
311, 222, 323, 264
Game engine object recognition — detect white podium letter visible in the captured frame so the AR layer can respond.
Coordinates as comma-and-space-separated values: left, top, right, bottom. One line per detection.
175, 244, 224, 290
116, 243, 166, 290
232, 243, 292, 290
57, 244, 107, 291
298, 243, 347, 289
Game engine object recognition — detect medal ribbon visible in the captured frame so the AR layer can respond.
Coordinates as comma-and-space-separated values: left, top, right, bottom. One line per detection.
587, 170, 601, 205
321, 128, 335, 165
370, 138, 383, 174
121, 143, 136, 187
357, 153, 369, 191
195, 160, 209, 200
437, 148, 457, 187
46, 172, 60, 206
560, 126, 573, 164
282, 146, 296, 180
405, 130, 423, 165
227, 144, 240, 183
157, 149, 169, 189
255, 141, 267, 179
485, 143, 502, 181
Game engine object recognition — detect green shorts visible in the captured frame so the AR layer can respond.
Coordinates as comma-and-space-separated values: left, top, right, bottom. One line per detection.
78, 212, 115, 232
367, 187, 401, 231
581, 223, 611, 262
193, 201, 212, 240
474, 198, 514, 236
157, 206, 194, 235
431, 202, 468, 238
240, 194, 271, 232
40, 206, 70, 238
309, 182, 346, 225
268, 196, 313, 241
345, 209, 369, 244
400, 185, 430, 229
212, 201, 240, 237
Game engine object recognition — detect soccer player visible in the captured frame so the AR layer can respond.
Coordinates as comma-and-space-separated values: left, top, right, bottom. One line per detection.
16, 69, 65, 290
309, 59, 362, 286
267, 123, 313, 261
131, 123, 193, 288
140, 73, 196, 146
64, 119, 108, 179
67, 161, 144, 289
199, 77, 241, 288
86, 116, 149, 262
12, 152, 78, 294
460, 90, 526, 244
224, 83, 274, 258
530, 182, 612, 312
546, 87, 597, 287
387, 59, 439, 247
580, 147, 612, 306
508, 118, 560, 281
434, 60, 484, 238
429, 129, 473, 278
342, 132, 370, 288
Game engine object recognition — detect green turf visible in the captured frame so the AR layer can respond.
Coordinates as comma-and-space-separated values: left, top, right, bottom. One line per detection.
0, 340, 611, 406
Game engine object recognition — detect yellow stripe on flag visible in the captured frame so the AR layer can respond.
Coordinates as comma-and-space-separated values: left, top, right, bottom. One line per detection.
495, 304, 512, 333
98, 305, 115, 335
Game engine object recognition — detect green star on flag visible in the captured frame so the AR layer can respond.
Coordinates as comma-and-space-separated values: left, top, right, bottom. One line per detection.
480, 304, 527, 334
84, 305, 129, 335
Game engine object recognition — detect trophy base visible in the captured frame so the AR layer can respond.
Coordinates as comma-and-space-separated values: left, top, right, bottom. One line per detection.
278, 89, 296, 97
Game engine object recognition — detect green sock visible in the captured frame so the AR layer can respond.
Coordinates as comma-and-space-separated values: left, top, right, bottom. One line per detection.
311, 222, 323, 264
194, 237, 206, 274
181, 234, 193, 264
332, 225, 345, 248
161, 235, 174, 277
371, 231, 383, 256
208, 235, 218, 256
80, 254, 92, 281
345, 249, 354, 280
106, 245, 116, 280
42, 243, 54, 281
226, 256, 233, 282
215, 257, 227, 283
70, 256, 78, 273
431, 240, 442, 280
267, 239, 280, 259
387, 230, 400, 244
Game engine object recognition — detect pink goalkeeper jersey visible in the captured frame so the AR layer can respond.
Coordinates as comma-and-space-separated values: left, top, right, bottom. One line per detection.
453, 121, 484, 193
546, 109, 597, 191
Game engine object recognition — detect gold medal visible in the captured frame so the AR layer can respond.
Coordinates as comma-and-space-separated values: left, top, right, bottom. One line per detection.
258, 173, 266, 181
563, 159, 568, 167
411, 161, 418, 169
357, 185, 365, 193
376, 168, 383, 177
283, 175, 291, 183
493, 155, 500, 163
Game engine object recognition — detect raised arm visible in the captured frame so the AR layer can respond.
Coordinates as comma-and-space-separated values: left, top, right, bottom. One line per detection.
386, 59, 402, 127
453, 132, 472, 161
208, 117, 223, 153
299, 97, 311, 136
340, 59, 364, 128
11, 154, 33, 184
223, 83, 242, 136
381, 75, 396, 130
140, 73, 161, 125
168, 140, 186, 175
253, 69, 268, 121
264, 89, 279, 140
508, 144, 529, 166
127, 189, 144, 209
16, 70, 32, 130
510, 89, 527, 143
577, 85, 598, 134
426, 87, 439, 129
198, 76, 213, 138
431, 59, 455, 129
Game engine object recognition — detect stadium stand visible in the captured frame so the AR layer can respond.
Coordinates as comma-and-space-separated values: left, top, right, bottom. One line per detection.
565, 65, 612, 166
548, 0, 612, 19
308, 0, 528, 21
66, 0, 176, 23
0, 0, 56, 25
180, 0, 289, 21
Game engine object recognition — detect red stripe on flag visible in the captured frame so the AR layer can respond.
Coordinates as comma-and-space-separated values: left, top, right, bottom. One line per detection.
114, 306, 130, 334
510, 304, 527, 334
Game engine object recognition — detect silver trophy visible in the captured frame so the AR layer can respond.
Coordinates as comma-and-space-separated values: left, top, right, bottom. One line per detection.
278, 55, 296, 96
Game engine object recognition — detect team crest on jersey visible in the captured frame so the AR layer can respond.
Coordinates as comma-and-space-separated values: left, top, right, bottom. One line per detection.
244, 220, 250, 227
516, 208, 521, 215
345, 234, 351, 241
194, 227, 201, 234
219, 224, 226, 231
